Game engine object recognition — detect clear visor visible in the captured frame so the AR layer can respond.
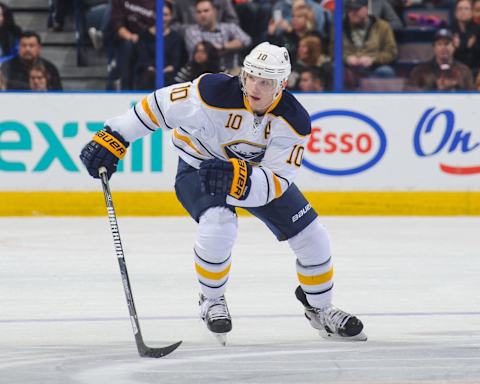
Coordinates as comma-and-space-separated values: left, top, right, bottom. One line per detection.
242, 72, 277, 92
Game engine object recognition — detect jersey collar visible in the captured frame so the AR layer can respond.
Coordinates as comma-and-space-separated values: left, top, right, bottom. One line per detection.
242, 91, 283, 116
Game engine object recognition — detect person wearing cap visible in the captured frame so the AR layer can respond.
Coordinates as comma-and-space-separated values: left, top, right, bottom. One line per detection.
343, 0, 398, 89
79, 41, 367, 345
407, 28, 474, 90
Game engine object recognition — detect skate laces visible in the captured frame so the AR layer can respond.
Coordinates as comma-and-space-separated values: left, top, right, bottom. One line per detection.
201, 295, 230, 321
315, 306, 351, 332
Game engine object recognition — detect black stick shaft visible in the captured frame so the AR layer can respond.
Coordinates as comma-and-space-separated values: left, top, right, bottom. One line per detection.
98, 167, 182, 358
99, 167, 146, 354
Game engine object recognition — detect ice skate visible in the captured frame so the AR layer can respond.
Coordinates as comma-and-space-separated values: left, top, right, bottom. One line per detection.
295, 286, 367, 341
199, 294, 232, 346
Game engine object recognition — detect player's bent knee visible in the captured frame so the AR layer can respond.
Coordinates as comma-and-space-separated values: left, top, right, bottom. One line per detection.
288, 218, 331, 266
195, 207, 238, 263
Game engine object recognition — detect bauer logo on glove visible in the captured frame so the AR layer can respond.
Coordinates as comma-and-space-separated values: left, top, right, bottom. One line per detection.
229, 159, 250, 199
93, 129, 128, 159
79, 126, 129, 179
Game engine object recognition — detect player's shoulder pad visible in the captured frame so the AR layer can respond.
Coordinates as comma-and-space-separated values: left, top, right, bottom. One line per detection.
197, 73, 244, 109
269, 90, 311, 136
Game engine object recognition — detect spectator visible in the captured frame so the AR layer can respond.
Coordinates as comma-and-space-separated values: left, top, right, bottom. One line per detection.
268, 3, 320, 62
87, 1, 112, 51
233, 0, 272, 45
86, 1, 117, 81
407, 28, 475, 90
29, 63, 50, 91
184, 0, 251, 72
164, 1, 187, 86
475, 69, 480, 88
343, 0, 397, 89
0, 31, 62, 90
134, 2, 187, 90
0, 69, 5, 90
271, 0, 331, 41
110, 0, 156, 90
452, 0, 480, 74
174, 41, 221, 83
171, 0, 239, 36
473, 0, 480, 25
74, 0, 110, 66
0, 2, 22, 62
298, 67, 325, 91
289, 34, 331, 87
296, 34, 330, 67
48, 0, 68, 32
369, 0, 403, 30
385, 0, 407, 21
134, 26, 156, 90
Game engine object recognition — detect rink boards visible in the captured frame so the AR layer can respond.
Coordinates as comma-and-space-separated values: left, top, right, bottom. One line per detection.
0, 92, 478, 215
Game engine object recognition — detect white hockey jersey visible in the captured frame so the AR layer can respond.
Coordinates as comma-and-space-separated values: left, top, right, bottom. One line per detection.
106, 73, 311, 208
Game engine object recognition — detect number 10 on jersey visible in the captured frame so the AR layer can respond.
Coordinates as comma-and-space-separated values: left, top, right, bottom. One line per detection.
287, 145, 304, 167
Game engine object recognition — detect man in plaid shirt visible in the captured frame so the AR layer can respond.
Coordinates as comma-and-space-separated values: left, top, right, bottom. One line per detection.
185, 0, 252, 71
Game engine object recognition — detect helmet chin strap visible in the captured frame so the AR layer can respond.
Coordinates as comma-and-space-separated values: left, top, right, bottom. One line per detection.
264, 80, 286, 113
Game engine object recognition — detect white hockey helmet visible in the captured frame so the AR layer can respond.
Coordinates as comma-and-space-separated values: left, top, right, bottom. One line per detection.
241, 42, 291, 98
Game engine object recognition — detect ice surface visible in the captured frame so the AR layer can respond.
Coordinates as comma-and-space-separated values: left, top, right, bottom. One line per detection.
1, 217, 479, 383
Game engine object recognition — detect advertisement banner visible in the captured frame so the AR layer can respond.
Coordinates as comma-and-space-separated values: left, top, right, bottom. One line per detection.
0, 93, 479, 192
296, 94, 480, 191
0, 94, 174, 191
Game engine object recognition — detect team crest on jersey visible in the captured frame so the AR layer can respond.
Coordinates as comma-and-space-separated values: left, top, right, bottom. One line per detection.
222, 140, 266, 164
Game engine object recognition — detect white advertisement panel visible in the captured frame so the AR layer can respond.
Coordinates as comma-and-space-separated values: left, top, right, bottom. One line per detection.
0, 93, 176, 191
0, 93, 478, 191
297, 94, 480, 191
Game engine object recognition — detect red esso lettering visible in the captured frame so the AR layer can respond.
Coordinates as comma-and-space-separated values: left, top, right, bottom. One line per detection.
307, 127, 321, 153
307, 127, 372, 154
356, 133, 372, 153
339, 134, 353, 153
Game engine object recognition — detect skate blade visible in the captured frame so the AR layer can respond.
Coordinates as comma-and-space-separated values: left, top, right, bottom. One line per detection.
213, 332, 228, 346
319, 330, 368, 342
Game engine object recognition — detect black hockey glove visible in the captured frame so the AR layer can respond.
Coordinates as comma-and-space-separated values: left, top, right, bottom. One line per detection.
79, 126, 129, 179
199, 158, 252, 200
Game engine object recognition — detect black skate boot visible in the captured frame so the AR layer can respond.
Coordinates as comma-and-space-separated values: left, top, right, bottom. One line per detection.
199, 294, 232, 345
295, 286, 367, 341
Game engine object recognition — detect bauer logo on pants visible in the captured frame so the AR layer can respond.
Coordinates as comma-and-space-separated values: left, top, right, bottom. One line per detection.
292, 203, 312, 223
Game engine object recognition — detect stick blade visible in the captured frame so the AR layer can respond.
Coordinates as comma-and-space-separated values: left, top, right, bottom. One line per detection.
138, 340, 182, 358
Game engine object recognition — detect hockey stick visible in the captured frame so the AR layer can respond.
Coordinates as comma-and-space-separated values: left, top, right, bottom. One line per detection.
99, 166, 182, 358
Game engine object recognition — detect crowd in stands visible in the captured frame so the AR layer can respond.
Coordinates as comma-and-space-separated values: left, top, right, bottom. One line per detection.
2, 0, 480, 91
1, 30, 62, 90
0, 2, 21, 62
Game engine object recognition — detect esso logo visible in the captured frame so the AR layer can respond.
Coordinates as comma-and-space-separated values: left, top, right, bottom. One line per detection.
303, 110, 387, 176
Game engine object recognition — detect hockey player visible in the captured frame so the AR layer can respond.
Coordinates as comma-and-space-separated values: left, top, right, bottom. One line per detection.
80, 42, 367, 344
